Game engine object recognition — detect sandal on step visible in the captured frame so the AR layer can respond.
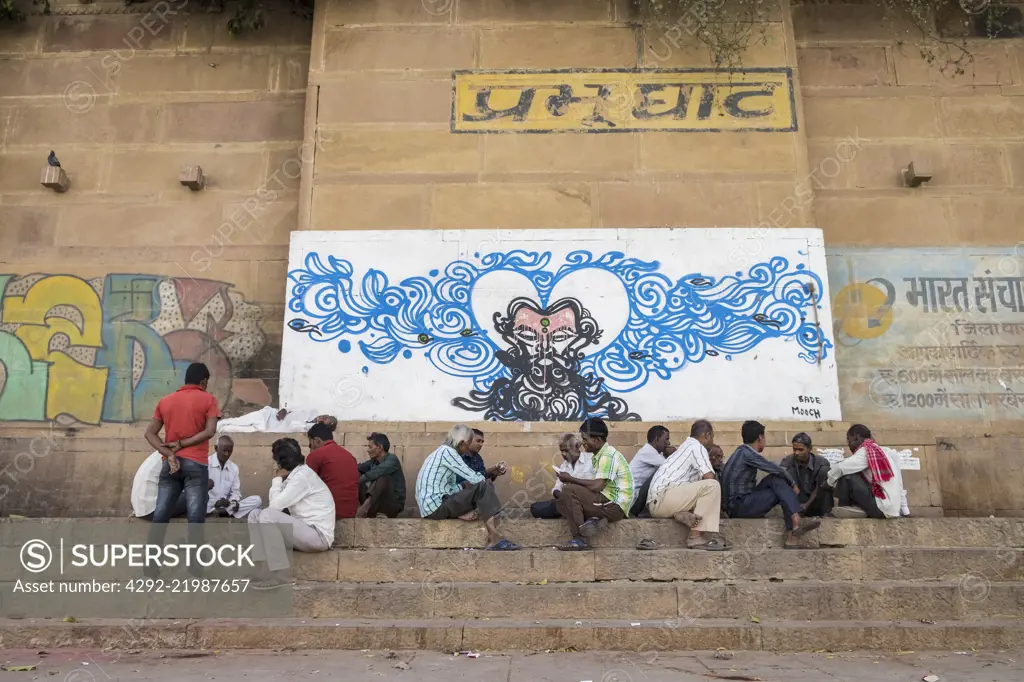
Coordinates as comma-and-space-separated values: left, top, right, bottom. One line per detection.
636, 538, 658, 550
486, 538, 521, 551
792, 518, 822, 537
697, 536, 727, 551
557, 538, 592, 552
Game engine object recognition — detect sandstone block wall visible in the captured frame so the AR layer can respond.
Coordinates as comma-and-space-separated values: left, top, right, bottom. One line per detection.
0, 0, 312, 417
304, 0, 813, 233
1, 0, 1023, 516
795, 1, 1024, 246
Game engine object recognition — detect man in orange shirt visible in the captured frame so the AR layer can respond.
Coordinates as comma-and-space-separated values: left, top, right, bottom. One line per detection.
306, 422, 359, 520
144, 363, 221, 526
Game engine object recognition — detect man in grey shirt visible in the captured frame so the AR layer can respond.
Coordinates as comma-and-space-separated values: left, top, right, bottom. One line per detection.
629, 425, 673, 517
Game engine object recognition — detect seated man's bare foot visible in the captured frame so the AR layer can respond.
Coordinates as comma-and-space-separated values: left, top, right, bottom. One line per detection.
672, 511, 701, 527
355, 502, 370, 518
458, 510, 479, 521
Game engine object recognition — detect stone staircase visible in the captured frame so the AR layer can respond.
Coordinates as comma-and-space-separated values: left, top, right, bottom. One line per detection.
2, 517, 1023, 652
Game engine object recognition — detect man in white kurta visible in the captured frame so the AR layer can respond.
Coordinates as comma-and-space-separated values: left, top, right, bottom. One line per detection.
530, 433, 595, 519
216, 407, 321, 433
207, 435, 262, 518
131, 452, 186, 519
247, 438, 336, 588
131, 452, 163, 518
827, 424, 908, 519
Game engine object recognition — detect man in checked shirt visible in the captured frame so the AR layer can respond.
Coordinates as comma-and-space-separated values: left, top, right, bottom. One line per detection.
720, 420, 821, 549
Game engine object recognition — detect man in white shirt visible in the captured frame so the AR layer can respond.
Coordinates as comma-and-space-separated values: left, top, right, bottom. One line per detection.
207, 436, 262, 518
216, 406, 321, 433
646, 419, 726, 551
827, 424, 907, 519
530, 433, 595, 519
629, 425, 673, 517
130, 452, 187, 520
247, 438, 336, 589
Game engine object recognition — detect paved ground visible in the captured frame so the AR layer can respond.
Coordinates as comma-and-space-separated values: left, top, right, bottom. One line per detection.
0, 649, 1020, 682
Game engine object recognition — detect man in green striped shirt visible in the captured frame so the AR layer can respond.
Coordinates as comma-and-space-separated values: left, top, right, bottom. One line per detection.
555, 417, 634, 551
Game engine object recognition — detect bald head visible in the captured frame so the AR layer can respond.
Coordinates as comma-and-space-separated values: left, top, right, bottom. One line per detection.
215, 435, 234, 465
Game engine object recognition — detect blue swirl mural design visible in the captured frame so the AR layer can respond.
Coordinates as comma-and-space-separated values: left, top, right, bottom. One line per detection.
287, 250, 832, 421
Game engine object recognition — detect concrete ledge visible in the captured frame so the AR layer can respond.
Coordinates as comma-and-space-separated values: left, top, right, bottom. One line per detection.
3, 618, 1024, 652
318, 547, 1024, 583
290, 580, 1024, 621
340, 517, 1024, 549
4, 517, 1023, 549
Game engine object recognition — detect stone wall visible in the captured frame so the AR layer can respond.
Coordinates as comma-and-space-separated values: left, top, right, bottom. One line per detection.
2, 0, 1024, 516
0, 0, 312, 417
304, 0, 813, 232
795, 1, 1024, 248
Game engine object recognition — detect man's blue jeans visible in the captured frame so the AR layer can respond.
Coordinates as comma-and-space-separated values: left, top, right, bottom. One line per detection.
152, 457, 208, 524
728, 474, 801, 530
146, 457, 208, 576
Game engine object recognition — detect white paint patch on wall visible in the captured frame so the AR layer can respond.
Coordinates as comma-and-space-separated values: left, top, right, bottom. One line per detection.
279, 228, 842, 422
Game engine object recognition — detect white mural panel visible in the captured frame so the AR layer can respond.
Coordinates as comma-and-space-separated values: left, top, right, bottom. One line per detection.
280, 229, 841, 422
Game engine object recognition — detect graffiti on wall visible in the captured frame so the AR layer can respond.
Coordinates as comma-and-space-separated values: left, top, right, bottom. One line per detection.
280, 229, 841, 422
0, 274, 266, 425
452, 68, 797, 133
828, 248, 1024, 420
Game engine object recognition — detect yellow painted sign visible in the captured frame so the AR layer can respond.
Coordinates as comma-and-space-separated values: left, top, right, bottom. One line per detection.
452, 68, 796, 134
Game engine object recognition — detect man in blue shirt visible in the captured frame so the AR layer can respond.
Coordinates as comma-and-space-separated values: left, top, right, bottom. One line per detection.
720, 421, 821, 549
456, 428, 507, 485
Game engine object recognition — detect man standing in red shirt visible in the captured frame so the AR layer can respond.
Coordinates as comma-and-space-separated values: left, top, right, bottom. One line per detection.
144, 362, 221, 524
306, 422, 359, 519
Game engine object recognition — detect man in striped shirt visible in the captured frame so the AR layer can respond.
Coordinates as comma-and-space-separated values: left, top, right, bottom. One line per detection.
647, 419, 726, 551
555, 417, 634, 551
415, 424, 520, 551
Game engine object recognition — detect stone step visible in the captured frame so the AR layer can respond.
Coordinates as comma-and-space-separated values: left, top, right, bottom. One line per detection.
337, 517, 1024, 549
3, 617, 1023, 652
291, 580, 1024, 622
13, 517, 1019, 549
297, 547, 1024, 583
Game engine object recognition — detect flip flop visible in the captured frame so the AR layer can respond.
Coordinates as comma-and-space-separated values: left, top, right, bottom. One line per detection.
636, 538, 658, 550
486, 538, 521, 551
793, 518, 822, 537
700, 536, 728, 552
557, 538, 592, 552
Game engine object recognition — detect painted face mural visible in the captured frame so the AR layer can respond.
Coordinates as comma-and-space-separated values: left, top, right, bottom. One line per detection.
452, 297, 639, 421
283, 233, 838, 423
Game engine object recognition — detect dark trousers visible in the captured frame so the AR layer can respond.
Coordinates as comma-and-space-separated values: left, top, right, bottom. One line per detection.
555, 482, 626, 538
139, 492, 188, 521
359, 476, 404, 518
151, 458, 208, 524
425, 480, 500, 521
530, 498, 561, 519
630, 477, 653, 518
146, 458, 208, 576
728, 474, 801, 531
800, 486, 834, 517
834, 474, 885, 519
